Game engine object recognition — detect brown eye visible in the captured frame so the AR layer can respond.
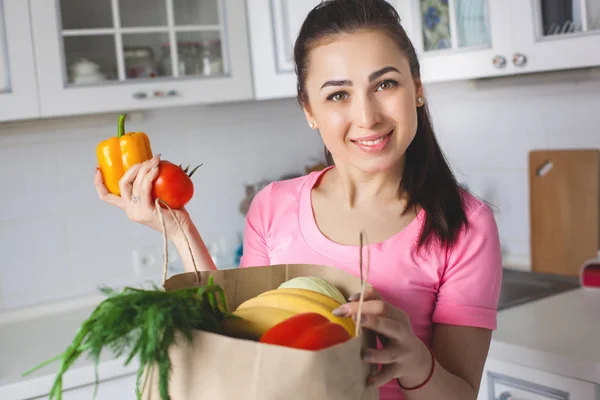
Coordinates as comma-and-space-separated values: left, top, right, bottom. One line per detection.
327, 92, 349, 102
376, 80, 398, 91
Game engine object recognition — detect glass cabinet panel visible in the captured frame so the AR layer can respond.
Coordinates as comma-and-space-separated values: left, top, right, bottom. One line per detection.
538, 0, 600, 36
63, 35, 118, 84
173, 31, 223, 76
57, 0, 226, 87
122, 33, 170, 79
419, 0, 491, 52
173, 0, 220, 25
119, 0, 168, 27
60, 0, 113, 30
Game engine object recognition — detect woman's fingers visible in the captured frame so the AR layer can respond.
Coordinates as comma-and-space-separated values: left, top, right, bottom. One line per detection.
367, 364, 398, 388
337, 299, 400, 319
133, 156, 161, 206
118, 163, 142, 202
140, 163, 160, 208
348, 286, 380, 302
94, 168, 123, 209
334, 299, 409, 339
358, 314, 407, 341
362, 343, 403, 365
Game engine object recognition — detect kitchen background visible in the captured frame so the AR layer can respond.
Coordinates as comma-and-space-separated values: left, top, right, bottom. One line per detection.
1, 67, 598, 313
0, 0, 599, 315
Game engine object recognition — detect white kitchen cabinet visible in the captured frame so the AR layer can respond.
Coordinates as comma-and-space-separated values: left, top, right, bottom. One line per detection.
0, 0, 40, 122
406, 0, 516, 83
28, 0, 253, 118
246, 0, 414, 100
30, 373, 138, 400
478, 358, 598, 400
246, 0, 320, 100
509, 0, 600, 74
245, 0, 518, 98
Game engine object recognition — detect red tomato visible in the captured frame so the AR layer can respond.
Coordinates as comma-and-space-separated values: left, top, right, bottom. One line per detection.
291, 322, 351, 351
259, 313, 330, 347
151, 160, 197, 209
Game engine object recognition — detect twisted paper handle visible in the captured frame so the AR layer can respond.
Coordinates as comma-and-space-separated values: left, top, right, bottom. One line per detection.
154, 198, 200, 286
354, 230, 371, 338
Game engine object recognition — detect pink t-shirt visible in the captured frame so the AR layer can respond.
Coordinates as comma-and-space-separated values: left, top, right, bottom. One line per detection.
239, 166, 502, 399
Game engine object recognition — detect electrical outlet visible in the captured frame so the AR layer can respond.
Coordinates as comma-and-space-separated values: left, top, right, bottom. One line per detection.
132, 245, 178, 276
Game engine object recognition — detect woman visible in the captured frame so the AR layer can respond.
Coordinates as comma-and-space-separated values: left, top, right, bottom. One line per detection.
94, 0, 502, 398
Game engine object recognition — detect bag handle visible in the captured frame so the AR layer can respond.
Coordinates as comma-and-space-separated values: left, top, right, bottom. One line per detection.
354, 231, 371, 338
155, 198, 201, 286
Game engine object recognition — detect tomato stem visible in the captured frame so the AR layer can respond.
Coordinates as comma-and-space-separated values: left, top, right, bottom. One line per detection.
188, 164, 203, 178
118, 113, 127, 138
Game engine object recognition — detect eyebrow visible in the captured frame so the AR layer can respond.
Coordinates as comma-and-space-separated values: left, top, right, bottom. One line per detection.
320, 66, 401, 89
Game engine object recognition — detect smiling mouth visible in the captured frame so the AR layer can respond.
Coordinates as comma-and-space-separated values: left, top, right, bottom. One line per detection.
350, 130, 393, 146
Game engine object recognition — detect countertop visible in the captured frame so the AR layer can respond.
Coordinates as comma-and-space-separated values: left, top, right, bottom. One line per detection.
1, 287, 598, 399
0, 295, 138, 399
489, 288, 600, 384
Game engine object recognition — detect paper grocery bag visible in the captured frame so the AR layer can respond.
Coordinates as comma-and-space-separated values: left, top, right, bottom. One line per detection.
141, 263, 380, 400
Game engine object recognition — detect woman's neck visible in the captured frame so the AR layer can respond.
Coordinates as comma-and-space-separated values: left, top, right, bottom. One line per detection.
325, 160, 405, 209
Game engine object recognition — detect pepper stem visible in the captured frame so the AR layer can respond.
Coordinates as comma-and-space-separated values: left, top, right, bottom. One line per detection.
118, 113, 127, 138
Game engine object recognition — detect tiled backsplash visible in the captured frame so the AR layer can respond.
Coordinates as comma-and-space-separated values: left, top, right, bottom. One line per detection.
1, 67, 599, 312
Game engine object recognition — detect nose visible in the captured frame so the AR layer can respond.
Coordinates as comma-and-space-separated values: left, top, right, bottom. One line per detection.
352, 93, 382, 129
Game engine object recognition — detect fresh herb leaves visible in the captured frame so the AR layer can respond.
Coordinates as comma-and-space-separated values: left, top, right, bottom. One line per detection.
23, 276, 232, 400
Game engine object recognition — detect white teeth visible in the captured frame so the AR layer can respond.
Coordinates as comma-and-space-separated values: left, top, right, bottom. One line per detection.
358, 136, 385, 146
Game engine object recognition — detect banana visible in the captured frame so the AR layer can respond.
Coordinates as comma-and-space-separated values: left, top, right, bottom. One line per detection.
236, 292, 356, 337
258, 288, 343, 311
222, 306, 297, 340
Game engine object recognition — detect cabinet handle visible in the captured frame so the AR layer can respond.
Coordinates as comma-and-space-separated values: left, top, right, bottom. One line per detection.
492, 55, 507, 69
133, 92, 148, 99
133, 90, 180, 100
513, 53, 528, 67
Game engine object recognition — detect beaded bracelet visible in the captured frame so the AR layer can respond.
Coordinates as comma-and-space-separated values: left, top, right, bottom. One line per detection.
397, 346, 436, 391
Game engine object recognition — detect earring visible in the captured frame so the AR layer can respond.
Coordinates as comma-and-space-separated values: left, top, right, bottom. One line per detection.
418, 97, 424, 104
309, 122, 315, 129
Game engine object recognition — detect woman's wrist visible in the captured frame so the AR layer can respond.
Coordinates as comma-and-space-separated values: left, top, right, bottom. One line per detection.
397, 339, 435, 390
171, 218, 217, 272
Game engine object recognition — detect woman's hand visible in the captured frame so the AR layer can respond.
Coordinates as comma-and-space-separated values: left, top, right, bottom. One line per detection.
94, 154, 190, 238
333, 288, 434, 388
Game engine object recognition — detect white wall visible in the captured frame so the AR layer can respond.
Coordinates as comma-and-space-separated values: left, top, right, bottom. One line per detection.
425, 67, 600, 268
0, 67, 599, 313
0, 99, 325, 311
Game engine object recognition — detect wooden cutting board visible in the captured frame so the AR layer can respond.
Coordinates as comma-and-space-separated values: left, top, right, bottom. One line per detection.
529, 149, 600, 277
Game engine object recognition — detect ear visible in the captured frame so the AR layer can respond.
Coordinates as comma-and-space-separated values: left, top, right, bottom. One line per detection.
414, 79, 425, 108
303, 103, 318, 130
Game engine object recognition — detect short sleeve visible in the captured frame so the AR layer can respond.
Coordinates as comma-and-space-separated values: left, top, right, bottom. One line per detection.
239, 184, 273, 268
432, 203, 503, 330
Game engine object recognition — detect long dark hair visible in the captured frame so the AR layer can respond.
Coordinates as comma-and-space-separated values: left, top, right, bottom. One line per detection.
293, 0, 469, 251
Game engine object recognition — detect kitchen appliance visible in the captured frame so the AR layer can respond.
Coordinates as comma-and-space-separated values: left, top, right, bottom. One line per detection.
529, 149, 600, 277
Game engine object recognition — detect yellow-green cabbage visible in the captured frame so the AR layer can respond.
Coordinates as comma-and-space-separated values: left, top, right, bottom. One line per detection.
278, 277, 346, 304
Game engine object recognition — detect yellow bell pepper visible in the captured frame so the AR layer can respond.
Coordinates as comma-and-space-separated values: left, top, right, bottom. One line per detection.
96, 113, 153, 195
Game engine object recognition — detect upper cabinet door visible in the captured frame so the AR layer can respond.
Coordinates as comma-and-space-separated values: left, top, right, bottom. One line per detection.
29, 0, 253, 118
406, 0, 514, 83
246, 0, 321, 100
0, 0, 40, 122
246, 0, 428, 100
510, 0, 600, 74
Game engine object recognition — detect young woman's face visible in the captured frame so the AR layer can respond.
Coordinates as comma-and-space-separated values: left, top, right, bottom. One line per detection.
303, 29, 423, 174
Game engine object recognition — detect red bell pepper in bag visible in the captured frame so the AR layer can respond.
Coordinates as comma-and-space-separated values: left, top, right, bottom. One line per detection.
259, 312, 351, 350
